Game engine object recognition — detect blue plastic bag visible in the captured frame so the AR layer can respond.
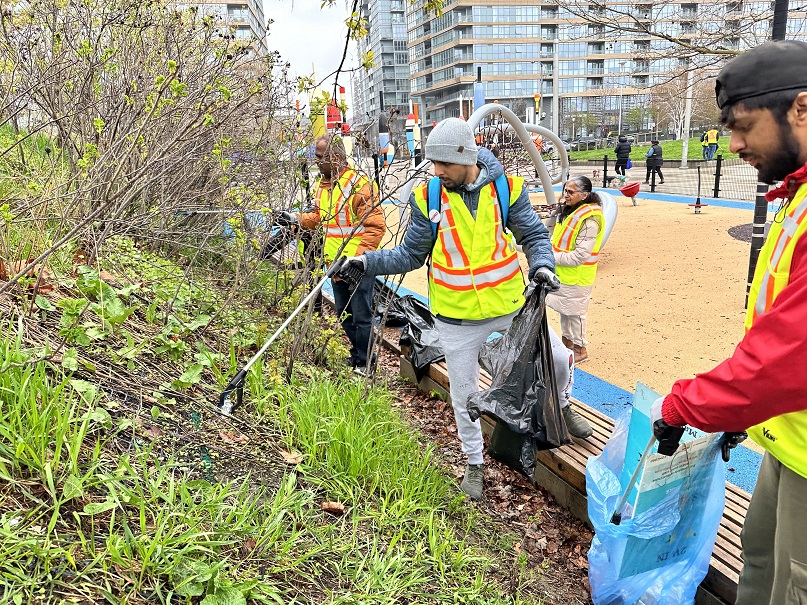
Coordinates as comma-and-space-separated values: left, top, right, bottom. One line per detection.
586, 406, 726, 605
626, 158, 633, 169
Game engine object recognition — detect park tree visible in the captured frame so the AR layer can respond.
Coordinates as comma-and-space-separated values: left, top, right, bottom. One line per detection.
625, 107, 645, 131
0, 0, 305, 289
552, 0, 778, 67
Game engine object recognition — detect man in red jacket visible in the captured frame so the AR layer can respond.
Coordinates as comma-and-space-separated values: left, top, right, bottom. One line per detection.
650, 41, 807, 605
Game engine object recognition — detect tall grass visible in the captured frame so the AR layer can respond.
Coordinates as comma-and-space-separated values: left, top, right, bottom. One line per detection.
0, 325, 537, 603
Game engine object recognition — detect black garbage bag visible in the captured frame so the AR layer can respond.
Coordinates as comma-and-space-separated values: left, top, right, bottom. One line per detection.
260, 225, 298, 261
373, 283, 410, 328
396, 295, 444, 381
467, 282, 571, 480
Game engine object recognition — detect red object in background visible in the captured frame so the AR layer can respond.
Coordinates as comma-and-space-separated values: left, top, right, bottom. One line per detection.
620, 182, 640, 198
341, 123, 351, 134
326, 101, 341, 129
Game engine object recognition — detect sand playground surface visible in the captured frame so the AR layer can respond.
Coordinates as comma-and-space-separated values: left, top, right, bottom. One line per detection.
380, 192, 751, 399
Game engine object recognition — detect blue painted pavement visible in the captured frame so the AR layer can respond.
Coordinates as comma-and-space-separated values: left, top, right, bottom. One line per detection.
372, 192, 764, 493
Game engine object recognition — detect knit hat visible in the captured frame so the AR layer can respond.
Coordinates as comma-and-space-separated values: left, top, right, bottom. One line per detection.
425, 118, 478, 165
716, 41, 807, 109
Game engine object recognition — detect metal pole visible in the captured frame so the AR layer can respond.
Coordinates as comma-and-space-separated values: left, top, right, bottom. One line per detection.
746, 0, 785, 289
747, 183, 770, 305
552, 39, 560, 135
713, 153, 723, 198
617, 61, 625, 135
602, 155, 608, 188
680, 66, 694, 169
772, 0, 789, 40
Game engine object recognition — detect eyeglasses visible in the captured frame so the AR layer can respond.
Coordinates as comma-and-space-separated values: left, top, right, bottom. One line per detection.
562, 188, 580, 196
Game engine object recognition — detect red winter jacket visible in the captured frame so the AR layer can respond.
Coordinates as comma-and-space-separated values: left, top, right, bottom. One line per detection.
661, 225, 807, 433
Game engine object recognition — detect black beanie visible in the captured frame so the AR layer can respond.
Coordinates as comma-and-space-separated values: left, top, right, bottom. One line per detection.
716, 40, 807, 109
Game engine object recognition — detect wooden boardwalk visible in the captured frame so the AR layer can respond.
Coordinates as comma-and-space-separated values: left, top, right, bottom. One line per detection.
396, 347, 748, 605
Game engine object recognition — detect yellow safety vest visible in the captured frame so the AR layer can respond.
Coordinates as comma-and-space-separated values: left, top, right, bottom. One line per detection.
316, 168, 370, 260
744, 182, 807, 477
706, 130, 719, 144
414, 176, 525, 320
551, 204, 604, 287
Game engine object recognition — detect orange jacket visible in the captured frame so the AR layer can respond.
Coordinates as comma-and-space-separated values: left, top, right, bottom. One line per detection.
301, 167, 386, 255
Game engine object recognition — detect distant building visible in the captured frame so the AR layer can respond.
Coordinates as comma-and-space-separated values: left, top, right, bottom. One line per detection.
189, 0, 268, 56
351, 0, 410, 154
395, 0, 807, 138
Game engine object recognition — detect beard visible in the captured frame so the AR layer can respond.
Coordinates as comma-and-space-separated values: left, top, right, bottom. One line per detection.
757, 126, 804, 184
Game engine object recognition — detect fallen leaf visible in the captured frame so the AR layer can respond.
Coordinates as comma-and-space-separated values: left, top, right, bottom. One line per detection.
547, 540, 559, 554
280, 449, 303, 464
240, 537, 257, 556
321, 501, 346, 515
34, 283, 54, 294
142, 425, 163, 440
219, 430, 249, 444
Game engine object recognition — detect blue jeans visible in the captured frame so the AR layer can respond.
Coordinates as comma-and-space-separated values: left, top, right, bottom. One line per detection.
332, 275, 375, 367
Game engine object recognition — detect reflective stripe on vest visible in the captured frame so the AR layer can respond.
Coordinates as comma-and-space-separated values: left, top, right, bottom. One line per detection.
317, 169, 367, 259
551, 204, 604, 287
706, 130, 719, 144
744, 182, 807, 478
414, 177, 526, 320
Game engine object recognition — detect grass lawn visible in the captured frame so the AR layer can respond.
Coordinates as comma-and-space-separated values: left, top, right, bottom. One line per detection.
569, 136, 738, 162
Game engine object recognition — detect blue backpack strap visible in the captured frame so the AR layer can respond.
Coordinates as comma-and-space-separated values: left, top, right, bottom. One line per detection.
427, 176, 442, 240
493, 173, 511, 232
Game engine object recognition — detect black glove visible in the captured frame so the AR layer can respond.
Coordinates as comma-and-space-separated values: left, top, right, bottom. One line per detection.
650, 396, 685, 456
333, 255, 366, 290
720, 432, 748, 462
530, 266, 561, 292
274, 211, 299, 228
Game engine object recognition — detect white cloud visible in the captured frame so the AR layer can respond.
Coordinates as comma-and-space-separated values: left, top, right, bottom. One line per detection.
264, 0, 357, 100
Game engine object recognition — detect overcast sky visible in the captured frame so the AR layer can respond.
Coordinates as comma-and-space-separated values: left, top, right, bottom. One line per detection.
264, 0, 358, 111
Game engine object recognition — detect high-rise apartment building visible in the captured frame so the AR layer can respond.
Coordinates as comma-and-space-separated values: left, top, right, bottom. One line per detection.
399, 0, 807, 137
351, 0, 411, 148
190, 0, 268, 55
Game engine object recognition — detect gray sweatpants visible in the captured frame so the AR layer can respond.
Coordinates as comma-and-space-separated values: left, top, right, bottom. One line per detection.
434, 312, 573, 465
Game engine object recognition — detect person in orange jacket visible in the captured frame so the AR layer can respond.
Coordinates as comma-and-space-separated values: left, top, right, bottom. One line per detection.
283, 134, 386, 374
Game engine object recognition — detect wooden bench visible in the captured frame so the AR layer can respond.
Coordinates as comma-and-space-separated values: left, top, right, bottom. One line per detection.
313, 279, 747, 604
396, 348, 748, 605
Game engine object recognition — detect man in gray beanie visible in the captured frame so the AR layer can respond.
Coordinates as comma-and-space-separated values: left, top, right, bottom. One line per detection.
649, 40, 807, 605
336, 116, 594, 501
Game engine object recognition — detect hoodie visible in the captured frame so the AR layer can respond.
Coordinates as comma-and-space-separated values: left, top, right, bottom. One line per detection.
363, 147, 554, 285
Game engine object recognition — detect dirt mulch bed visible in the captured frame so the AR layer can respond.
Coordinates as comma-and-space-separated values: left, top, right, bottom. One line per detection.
376, 347, 593, 605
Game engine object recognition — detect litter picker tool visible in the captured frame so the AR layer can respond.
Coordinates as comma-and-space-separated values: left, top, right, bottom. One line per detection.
219, 256, 363, 415
610, 420, 685, 525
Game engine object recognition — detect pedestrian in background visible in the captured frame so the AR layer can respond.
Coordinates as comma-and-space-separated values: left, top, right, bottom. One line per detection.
546, 175, 604, 364
613, 135, 632, 177
650, 40, 807, 605
705, 126, 720, 159
644, 140, 664, 184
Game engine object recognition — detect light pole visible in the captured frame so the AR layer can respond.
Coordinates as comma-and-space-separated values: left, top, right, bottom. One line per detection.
617, 60, 626, 135
552, 38, 560, 135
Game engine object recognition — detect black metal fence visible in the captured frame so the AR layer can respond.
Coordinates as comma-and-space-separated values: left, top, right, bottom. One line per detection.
573, 155, 762, 203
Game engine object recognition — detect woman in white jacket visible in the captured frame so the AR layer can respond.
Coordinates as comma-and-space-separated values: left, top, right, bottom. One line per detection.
546, 175, 605, 364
